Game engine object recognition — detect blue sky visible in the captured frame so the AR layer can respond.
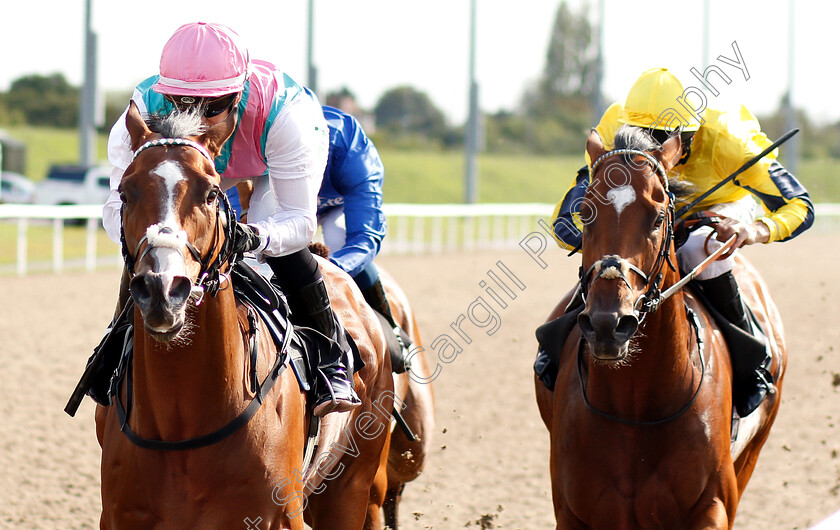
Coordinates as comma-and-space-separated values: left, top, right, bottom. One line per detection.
4, 1, 835, 125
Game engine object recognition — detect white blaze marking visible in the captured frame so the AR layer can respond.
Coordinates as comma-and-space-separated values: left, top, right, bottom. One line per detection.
146, 160, 189, 277
152, 160, 186, 228
607, 185, 636, 215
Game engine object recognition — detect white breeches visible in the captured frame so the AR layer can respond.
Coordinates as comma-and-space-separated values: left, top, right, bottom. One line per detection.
318, 206, 347, 253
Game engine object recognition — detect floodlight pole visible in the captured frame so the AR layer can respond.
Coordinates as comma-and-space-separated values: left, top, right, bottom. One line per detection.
79, 0, 97, 167
592, 0, 605, 118
702, 0, 709, 67
785, 0, 798, 173
307, 0, 318, 94
464, 0, 479, 204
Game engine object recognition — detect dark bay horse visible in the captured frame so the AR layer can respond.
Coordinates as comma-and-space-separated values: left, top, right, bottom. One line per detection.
534, 128, 786, 528
95, 102, 395, 529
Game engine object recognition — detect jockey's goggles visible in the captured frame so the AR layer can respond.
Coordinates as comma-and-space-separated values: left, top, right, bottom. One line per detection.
165, 93, 238, 118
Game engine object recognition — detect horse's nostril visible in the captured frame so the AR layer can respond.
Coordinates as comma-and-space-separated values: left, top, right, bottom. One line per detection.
615, 315, 639, 340
129, 275, 153, 307
578, 314, 595, 338
169, 276, 192, 306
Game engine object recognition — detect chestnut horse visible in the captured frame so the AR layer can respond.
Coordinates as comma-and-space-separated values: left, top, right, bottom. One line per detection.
95, 102, 396, 529
235, 177, 436, 530
377, 267, 436, 529
534, 128, 786, 528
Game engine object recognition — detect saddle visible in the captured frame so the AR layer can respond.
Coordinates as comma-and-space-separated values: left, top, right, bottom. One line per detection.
534, 294, 584, 391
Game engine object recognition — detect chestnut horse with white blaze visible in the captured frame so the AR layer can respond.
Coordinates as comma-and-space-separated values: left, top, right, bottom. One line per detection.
95, 102, 395, 529
234, 177, 436, 530
534, 129, 786, 529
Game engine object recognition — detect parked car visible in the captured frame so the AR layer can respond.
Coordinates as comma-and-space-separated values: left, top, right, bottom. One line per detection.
34, 164, 113, 206
0, 171, 36, 204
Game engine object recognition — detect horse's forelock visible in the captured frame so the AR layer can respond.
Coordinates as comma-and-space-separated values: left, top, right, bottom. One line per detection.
146, 109, 207, 139
614, 124, 661, 153
611, 125, 695, 199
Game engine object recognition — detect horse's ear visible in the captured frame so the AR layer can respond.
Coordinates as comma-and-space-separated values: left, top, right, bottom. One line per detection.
199, 110, 237, 159
585, 128, 606, 164
658, 133, 683, 172
125, 101, 153, 151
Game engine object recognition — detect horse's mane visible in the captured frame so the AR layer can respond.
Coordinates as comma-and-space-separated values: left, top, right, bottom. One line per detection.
613, 124, 695, 199
146, 109, 207, 139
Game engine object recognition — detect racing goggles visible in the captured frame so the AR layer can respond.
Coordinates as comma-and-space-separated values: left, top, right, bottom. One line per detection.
165, 93, 238, 118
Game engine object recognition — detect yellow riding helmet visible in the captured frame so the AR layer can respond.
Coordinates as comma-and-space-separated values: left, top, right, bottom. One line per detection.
618, 68, 701, 132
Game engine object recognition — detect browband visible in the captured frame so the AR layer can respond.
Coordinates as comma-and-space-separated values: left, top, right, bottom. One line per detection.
590, 149, 668, 190
132, 138, 213, 163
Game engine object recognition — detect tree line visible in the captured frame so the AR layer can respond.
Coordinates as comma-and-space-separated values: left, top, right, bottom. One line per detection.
1, 2, 837, 159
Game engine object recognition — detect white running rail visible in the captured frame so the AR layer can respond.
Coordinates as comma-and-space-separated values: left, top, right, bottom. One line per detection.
1, 202, 838, 276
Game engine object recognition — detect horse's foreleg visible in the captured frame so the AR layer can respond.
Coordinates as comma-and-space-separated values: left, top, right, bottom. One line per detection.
363, 428, 391, 530
382, 484, 404, 529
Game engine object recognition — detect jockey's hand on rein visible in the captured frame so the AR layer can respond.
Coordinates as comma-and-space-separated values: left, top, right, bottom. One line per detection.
231, 222, 262, 255
714, 217, 771, 249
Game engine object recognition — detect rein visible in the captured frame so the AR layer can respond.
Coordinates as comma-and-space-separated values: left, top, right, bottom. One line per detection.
113, 136, 276, 451
113, 311, 294, 451
574, 147, 718, 425
576, 307, 706, 426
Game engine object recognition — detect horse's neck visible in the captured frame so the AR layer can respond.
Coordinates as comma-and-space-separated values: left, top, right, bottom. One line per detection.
588, 272, 696, 416
130, 289, 246, 431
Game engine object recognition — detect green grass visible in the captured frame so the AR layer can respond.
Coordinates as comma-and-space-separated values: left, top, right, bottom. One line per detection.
0, 221, 120, 267
5, 126, 109, 181
797, 158, 840, 203
1, 126, 837, 268
6, 125, 839, 203
381, 150, 582, 204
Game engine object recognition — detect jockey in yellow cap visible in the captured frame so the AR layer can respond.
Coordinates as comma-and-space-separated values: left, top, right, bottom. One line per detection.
540, 68, 814, 417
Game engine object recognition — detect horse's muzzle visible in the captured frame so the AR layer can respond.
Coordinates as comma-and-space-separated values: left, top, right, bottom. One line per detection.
578, 310, 639, 360
129, 271, 192, 340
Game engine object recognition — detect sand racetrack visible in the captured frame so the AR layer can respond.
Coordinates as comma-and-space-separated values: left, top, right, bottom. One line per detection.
1, 230, 839, 529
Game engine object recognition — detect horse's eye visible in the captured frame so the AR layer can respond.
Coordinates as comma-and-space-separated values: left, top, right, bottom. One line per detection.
118, 189, 127, 204
653, 212, 665, 229
206, 188, 219, 204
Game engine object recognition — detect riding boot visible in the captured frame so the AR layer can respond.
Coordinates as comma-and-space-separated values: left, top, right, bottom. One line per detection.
696, 271, 775, 417
265, 249, 361, 416
361, 277, 412, 373
298, 277, 362, 416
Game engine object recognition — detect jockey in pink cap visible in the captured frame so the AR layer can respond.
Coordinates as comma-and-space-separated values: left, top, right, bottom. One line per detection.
153, 21, 250, 98
101, 22, 360, 417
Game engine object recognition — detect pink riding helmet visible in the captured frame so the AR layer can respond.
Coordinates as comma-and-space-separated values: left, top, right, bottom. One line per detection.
153, 22, 250, 97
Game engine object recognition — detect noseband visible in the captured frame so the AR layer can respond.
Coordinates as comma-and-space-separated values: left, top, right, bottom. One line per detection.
121, 138, 237, 301
580, 149, 677, 322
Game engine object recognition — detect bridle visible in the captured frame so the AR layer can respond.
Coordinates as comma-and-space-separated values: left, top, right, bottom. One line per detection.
577, 148, 705, 426
120, 137, 238, 302
112, 137, 296, 451
580, 148, 677, 324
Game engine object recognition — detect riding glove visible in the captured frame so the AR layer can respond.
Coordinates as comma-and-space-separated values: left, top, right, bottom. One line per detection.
231, 222, 263, 255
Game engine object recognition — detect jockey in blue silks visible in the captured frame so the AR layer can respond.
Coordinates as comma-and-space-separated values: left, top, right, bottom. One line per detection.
228, 105, 410, 370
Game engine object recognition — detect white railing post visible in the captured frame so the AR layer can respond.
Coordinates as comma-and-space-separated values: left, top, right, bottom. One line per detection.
17, 218, 27, 276
53, 217, 64, 274
0, 204, 109, 275
86, 217, 97, 271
